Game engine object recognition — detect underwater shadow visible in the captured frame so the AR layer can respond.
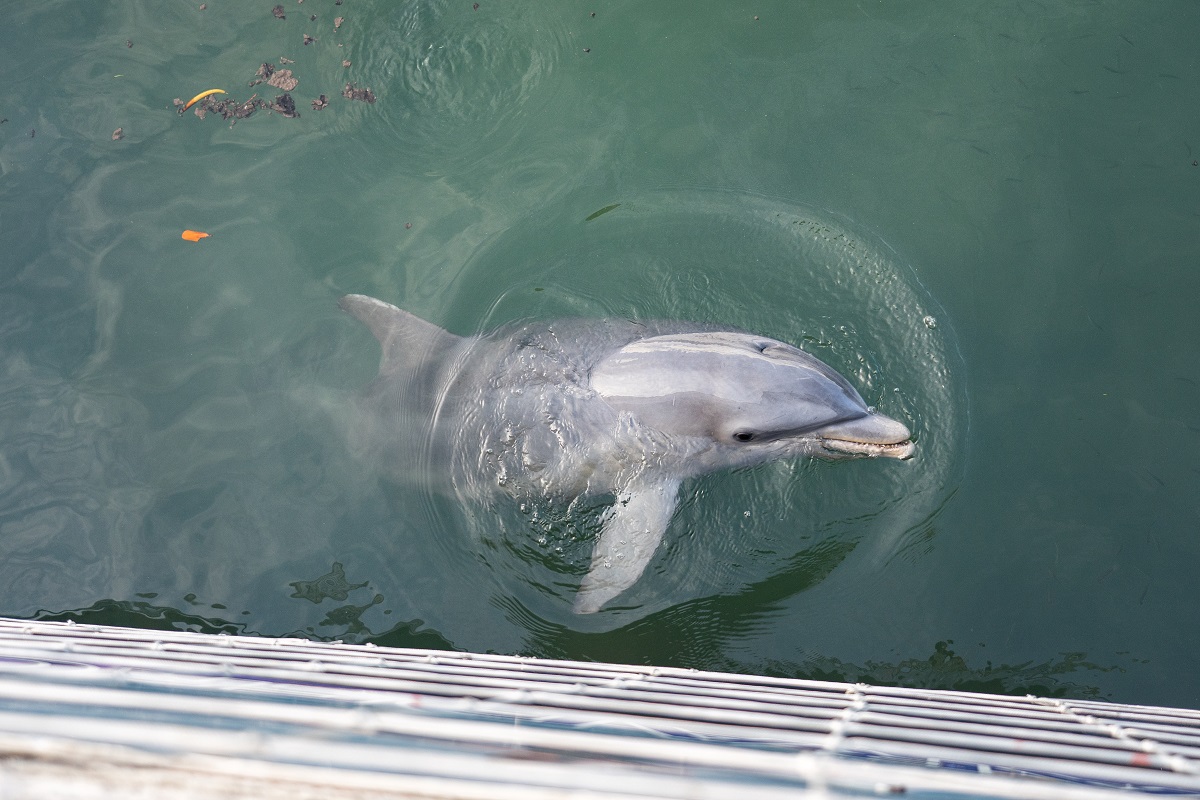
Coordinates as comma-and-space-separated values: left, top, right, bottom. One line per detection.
504, 536, 860, 668
32, 597, 457, 652
502, 536, 1117, 700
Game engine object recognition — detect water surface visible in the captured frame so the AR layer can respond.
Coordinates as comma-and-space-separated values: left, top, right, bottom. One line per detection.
2, 0, 1198, 706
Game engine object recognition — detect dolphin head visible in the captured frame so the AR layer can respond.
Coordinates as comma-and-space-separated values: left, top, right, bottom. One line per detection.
590, 332, 913, 465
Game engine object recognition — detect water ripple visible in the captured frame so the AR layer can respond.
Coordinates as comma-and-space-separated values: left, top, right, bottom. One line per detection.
343, 0, 572, 171
429, 188, 967, 627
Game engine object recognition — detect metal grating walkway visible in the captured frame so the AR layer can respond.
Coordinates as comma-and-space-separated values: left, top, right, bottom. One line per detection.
0, 617, 1197, 798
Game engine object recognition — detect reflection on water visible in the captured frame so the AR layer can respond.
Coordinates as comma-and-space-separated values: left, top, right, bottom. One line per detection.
36, 595, 456, 651
35, 598, 249, 637
318, 592, 384, 635
289, 561, 367, 603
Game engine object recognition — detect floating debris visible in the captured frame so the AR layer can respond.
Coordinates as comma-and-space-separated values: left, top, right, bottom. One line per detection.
303, 33, 315, 45
342, 59, 351, 68
181, 230, 210, 242
585, 203, 621, 222
248, 63, 301, 98
309, 14, 317, 21
267, 68, 298, 91
271, 93, 299, 118
272, 5, 285, 19
203, 94, 258, 122
334, 16, 343, 28
199, 4, 206, 10
249, 63, 274, 86
189, 92, 296, 125
125, 39, 133, 48
311, 94, 328, 110
112, 128, 124, 141
280, 56, 295, 64
181, 88, 225, 112
342, 82, 376, 103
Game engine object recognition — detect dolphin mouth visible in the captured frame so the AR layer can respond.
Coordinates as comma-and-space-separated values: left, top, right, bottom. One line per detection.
814, 413, 915, 459
818, 436, 915, 459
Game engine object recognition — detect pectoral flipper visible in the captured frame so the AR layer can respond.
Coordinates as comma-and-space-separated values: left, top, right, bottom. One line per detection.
573, 478, 682, 614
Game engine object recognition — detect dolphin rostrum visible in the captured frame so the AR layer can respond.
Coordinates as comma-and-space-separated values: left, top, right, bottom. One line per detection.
338, 294, 914, 613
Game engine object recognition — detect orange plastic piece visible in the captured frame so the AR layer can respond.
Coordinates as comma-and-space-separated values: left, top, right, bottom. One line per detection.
181, 230, 210, 242
183, 88, 226, 111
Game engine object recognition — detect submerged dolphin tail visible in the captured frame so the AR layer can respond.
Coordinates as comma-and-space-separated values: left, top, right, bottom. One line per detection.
339, 294, 464, 377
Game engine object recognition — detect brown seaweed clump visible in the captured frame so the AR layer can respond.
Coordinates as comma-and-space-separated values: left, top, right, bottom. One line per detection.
342, 83, 376, 103
270, 94, 299, 118
267, 69, 298, 91
198, 94, 261, 123
181, 92, 300, 125
249, 63, 275, 86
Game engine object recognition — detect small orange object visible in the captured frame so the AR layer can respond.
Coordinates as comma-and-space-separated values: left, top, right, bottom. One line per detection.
181, 230, 210, 242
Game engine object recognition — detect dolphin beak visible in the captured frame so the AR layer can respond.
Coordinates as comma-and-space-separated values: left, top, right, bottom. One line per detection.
816, 413, 914, 459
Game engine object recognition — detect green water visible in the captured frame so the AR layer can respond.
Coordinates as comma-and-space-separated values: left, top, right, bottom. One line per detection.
2, 0, 1198, 707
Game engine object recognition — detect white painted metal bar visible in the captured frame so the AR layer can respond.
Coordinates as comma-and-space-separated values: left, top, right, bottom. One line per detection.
0, 617, 1197, 798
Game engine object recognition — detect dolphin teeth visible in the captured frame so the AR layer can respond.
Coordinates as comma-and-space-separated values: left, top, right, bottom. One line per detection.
819, 438, 915, 459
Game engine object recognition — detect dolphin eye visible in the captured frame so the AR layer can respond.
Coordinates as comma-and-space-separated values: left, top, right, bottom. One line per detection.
733, 431, 756, 443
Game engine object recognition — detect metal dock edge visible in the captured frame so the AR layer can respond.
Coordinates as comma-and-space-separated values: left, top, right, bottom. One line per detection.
0, 617, 1196, 798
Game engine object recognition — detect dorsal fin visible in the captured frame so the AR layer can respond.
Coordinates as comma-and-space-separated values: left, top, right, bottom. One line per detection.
338, 294, 463, 376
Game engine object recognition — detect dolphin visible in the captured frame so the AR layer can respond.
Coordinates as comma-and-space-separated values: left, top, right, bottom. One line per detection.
338, 294, 914, 613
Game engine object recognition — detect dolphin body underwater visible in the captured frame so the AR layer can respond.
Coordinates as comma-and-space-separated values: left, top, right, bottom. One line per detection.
338, 294, 914, 613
